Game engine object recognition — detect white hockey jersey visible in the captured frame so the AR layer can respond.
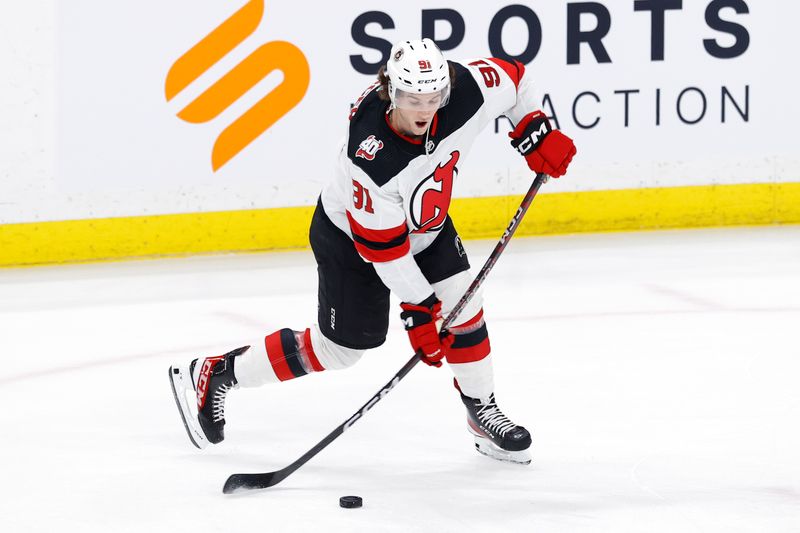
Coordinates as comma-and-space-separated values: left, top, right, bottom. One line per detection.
320, 58, 541, 304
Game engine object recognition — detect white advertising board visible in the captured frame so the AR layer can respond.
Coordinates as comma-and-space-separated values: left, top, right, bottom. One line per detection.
2, 0, 798, 223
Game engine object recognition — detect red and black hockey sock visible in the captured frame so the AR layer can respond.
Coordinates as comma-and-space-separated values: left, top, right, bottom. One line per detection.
445, 309, 491, 364
265, 328, 325, 381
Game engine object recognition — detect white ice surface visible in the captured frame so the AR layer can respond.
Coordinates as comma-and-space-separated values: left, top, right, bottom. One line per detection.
1, 226, 799, 532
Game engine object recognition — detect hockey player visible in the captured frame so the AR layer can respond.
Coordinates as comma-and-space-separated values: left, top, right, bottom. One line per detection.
169, 38, 576, 465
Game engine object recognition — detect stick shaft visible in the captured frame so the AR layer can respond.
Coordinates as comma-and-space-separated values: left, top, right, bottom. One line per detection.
443, 173, 547, 329
223, 173, 548, 493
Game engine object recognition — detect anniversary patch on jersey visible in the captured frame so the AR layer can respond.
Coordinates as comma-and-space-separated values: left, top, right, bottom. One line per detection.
355, 135, 384, 160
410, 150, 460, 233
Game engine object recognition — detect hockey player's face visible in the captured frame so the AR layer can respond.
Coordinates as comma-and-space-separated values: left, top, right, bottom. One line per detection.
393, 106, 436, 137
393, 90, 446, 136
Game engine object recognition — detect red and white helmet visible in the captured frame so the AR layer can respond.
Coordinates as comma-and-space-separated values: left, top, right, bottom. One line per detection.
386, 38, 451, 111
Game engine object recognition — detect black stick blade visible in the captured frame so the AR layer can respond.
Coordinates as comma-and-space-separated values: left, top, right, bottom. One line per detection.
223, 472, 280, 494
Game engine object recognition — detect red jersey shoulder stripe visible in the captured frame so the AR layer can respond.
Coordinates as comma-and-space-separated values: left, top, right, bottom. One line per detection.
487, 58, 526, 89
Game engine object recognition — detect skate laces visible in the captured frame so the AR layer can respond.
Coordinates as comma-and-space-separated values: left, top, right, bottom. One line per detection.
476, 396, 517, 436
211, 382, 234, 423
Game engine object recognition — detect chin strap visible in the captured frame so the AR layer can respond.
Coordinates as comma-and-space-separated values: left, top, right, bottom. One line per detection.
386, 107, 434, 158
424, 119, 434, 159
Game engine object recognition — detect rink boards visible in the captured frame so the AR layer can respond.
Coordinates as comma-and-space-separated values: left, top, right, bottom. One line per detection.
1, 1, 799, 266
2, 181, 798, 267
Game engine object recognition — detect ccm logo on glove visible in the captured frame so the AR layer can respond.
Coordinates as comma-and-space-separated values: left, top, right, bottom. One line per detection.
509, 111, 576, 178
400, 295, 454, 367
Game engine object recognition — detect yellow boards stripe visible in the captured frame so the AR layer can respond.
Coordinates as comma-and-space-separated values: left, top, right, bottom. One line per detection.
450, 182, 800, 239
2, 182, 799, 267
0, 206, 315, 267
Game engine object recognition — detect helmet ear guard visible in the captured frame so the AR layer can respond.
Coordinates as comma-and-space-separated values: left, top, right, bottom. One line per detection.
386, 38, 450, 110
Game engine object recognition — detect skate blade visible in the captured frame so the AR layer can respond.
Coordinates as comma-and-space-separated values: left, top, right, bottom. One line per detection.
473, 435, 531, 465
168, 364, 208, 450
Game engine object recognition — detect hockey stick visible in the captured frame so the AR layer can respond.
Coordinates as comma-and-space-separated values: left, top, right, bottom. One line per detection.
222, 172, 549, 494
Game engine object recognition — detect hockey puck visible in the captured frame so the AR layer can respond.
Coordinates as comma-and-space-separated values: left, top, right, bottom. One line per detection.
339, 495, 363, 509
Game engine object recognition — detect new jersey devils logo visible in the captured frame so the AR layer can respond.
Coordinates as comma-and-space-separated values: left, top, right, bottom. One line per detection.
410, 151, 460, 233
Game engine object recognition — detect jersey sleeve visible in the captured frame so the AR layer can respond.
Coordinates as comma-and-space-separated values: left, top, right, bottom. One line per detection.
463, 57, 541, 126
344, 160, 434, 304
345, 163, 409, 263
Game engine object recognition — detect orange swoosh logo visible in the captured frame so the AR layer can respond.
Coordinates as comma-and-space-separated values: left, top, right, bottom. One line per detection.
166, 0, 310, 171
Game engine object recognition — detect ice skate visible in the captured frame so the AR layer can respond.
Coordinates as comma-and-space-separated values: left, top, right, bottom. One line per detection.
168, 345, 248, 449
460, 391, 532, 465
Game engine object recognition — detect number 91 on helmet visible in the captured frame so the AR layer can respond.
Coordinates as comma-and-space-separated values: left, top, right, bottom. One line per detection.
386, 38, 451, 112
